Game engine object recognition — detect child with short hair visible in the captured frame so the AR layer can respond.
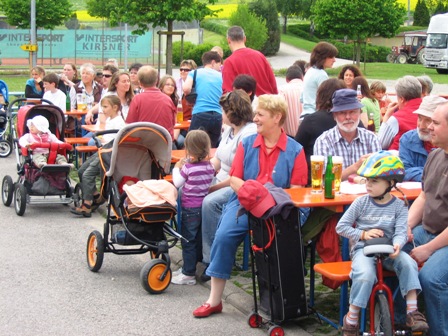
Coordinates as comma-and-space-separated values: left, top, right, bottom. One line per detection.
18, 115, 69, 168
42, 73, 66, 113
336, 151, 428, 336
370, 80, 391, 122
171, 130, 215, 285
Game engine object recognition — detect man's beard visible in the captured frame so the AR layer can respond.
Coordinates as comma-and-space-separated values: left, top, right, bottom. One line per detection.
417, 128, 431, 142
337, 118, 360, 133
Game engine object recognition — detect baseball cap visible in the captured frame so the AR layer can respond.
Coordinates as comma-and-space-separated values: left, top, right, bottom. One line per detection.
413, 95, 447, 118
238, 180, 276, 218
330, 89, 364, 113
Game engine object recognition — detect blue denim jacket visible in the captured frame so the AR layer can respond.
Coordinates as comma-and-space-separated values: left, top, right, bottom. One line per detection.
399, 129, 430, 182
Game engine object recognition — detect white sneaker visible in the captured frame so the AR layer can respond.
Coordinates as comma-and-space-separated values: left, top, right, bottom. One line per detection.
171, 272, 196, 285
172, 267, 182, 276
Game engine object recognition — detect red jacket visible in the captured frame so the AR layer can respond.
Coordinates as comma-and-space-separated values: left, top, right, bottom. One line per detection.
389, 97, 421, 150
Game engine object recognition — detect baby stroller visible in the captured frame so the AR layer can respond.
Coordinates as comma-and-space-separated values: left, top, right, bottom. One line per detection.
85, 122, 183, 294
1, 98, 74, 216
0, 79, 12, 157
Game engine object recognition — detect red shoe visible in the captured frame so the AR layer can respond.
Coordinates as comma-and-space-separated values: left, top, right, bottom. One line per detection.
193, 301, 223, 318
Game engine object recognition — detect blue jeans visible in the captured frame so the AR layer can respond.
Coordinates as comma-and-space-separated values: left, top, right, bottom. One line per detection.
349, 247, 421, 309
180, 207, 202, 276
206, 195, 247, 280
409, 225, 448, 335
201, 186, 232, 264
189, 111, 222, 148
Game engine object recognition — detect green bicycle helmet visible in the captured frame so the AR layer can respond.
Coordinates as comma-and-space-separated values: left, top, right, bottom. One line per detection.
357, 151, 405, 183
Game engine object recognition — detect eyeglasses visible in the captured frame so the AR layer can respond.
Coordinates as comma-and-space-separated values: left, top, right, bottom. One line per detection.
165, 83, 175, 87
180, 68, 191, 72
103, 74, 112, 78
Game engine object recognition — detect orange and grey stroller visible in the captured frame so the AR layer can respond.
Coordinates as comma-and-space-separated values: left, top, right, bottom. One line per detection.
1, 98, 74, 216
85, 122, 183, 294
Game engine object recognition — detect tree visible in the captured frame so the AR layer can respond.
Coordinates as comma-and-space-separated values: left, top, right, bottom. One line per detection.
65, 13, 81, 30
413, 0, 430, 26
86, 0, 217, 75
433, 0, 448, 14
0, 0, 73, 29
275, 0, 312, 33
312, 0, 406, 66
249, 0, 280, 56
228, 4, 268, 51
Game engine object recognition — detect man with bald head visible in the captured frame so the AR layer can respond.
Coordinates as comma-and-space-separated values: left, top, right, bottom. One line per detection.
126, 66, 176, 139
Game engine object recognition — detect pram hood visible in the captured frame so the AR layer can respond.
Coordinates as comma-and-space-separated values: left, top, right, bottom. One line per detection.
16, 104, 66, 141
101, 122, 173, 181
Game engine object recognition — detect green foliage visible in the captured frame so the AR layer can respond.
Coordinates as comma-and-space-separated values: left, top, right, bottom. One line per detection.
1, 0, 73, 29
433, 0, 448, 14
229, 4, 268, 51
201, 19, 228, 36
414, 0, 430, 26
249, 0, 280, 56
287, 24, 321, 42
398, 25, 428, 32
312, 0, 406, 64
65, 13, 81, 30
172, 41, 231, 66
331, 41, 390, 62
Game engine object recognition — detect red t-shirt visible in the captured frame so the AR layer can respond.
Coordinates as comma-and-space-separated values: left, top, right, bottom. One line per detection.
230, 132, 308, 186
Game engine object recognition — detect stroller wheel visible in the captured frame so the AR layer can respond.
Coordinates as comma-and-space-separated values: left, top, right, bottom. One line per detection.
14, 184, 27, 216
74, 183, 83, 208
140, 259, 171, 294
86, 231, 104, 272
0, 140, 11, 158
268, 325, 284, 336
2, 175, 14, 206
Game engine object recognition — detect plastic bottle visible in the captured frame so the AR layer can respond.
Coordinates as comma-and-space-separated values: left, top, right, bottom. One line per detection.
356, 84, 362, 98
324, 155, 335, 199
65, 92, 71, 112
367, 112, 375, 132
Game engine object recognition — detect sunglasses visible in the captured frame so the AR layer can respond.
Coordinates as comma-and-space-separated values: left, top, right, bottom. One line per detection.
180, 68, 191, 72
103, 74, 113, 78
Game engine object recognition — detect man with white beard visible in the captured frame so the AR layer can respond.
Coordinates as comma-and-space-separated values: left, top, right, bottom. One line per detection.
314, 89, 381, 181
399, 95, 447, 182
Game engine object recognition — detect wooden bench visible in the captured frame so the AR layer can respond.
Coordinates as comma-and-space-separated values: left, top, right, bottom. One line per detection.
75, 145, 98, 165
65, 137, 90, 145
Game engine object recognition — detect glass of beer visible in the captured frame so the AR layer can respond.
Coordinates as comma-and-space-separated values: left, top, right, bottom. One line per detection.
310, 155, 324, 193
76, 94, 87, 111
333, 156, 343, 194
176, 103, 184, 123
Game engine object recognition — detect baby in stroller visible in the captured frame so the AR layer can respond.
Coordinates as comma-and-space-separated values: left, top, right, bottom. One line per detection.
19, 115, 72, 168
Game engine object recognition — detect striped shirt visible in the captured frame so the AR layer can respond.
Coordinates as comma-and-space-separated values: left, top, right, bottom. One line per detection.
278, 78, 303, 137
336, 195, 408, 256
314, 126, 381, 169
176, 161, 215, 208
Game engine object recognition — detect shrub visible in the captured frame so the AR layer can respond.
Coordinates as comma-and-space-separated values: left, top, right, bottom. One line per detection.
331, 41, 390, 63
287, 24, 320, 42
229, 4, 268, 51
249, 0, 280, 56
172, 41, 230, 66
200, 19, 228, 36
172, 41, 197, 65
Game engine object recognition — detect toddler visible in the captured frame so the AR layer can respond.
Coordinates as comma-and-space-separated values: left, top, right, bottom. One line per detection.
19, 115, 69, 168
171, 130, 215, 285
336, 151, 428, 335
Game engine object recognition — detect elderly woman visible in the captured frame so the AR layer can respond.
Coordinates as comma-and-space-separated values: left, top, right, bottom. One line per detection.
193, 94, 308, 317
75, 63, 103, 135
197, 90, 257, 282
338, 65, 363, 88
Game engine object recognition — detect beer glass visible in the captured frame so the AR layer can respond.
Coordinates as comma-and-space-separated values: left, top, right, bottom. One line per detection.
76, 94, 87, 111
333, 156, 343, 194
310, 155, 324, 193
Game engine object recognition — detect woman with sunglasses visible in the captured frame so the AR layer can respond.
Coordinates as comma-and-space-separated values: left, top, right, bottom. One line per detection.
176, 59, 197, 121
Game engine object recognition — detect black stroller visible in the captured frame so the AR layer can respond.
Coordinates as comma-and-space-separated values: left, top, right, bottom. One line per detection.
0, 79, 12, 157
85, 122, 183, 294
1, 98, 74, 216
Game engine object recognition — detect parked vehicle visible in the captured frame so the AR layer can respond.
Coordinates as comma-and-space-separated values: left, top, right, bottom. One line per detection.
424, 13, 448, 74
386, 32, 427, 64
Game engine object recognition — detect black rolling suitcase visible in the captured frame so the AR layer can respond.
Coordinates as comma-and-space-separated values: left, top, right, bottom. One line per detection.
247, 207, 308, 334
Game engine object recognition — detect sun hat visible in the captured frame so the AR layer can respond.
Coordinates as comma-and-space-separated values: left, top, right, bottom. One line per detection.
26, 115, 50, 134
238, 180, 276, 218
413, 95, 447, 118
330, 89, 364, 113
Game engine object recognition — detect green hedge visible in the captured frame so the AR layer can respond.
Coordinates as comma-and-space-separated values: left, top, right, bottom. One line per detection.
172, 41, 231, 66
331, 41, 390, 63
287, 24, 323, 41
201, 19, 228, 36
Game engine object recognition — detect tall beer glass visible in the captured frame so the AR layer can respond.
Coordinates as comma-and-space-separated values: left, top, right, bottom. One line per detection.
333, 156, 343, 194
310, 155, 324, 193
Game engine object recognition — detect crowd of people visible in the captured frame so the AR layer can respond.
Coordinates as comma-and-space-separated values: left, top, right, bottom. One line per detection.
18, 25, 448, 336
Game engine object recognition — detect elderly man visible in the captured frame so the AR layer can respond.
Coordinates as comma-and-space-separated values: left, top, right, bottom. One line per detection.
378, 76, 422, 150
127, 66, 176, 139
399, 95, 447, 181
222, 26, 277, 96
314, 89, 381, 181
404, 101, 448, 336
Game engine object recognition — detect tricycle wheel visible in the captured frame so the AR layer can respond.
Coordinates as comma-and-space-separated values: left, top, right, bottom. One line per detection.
0, 139, 12, 157
268, 325, 284, 336
247, 312, 263, 328
2, 175, 14, 206
86, 230, 104, 272
374, 292, 393, 336
14, 183, 27, 216
140, 259, 171, 294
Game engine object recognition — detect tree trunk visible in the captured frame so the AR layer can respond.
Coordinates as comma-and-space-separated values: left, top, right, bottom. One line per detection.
166, 20, 173, 75
282, 16, 287, 34
355, 39, 362, 67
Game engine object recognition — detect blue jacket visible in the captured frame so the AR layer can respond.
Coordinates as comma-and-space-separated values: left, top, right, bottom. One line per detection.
399, 129, 430, 182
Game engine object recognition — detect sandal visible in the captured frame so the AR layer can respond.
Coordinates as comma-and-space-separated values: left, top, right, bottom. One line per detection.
70, 202, 92, 217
